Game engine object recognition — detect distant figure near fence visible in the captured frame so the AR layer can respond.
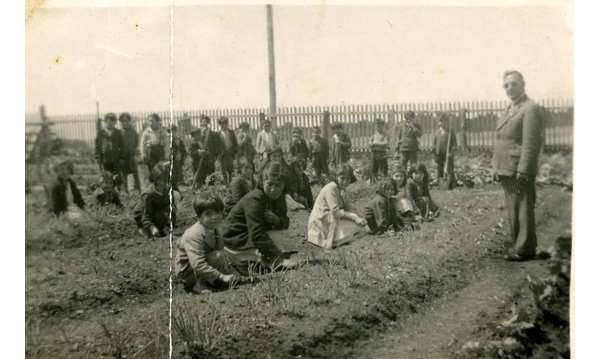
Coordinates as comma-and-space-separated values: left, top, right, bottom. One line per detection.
139, 114, 170, 173
95, 113, 124, 192
395, 111, 421, 171
492, 70, 545, 262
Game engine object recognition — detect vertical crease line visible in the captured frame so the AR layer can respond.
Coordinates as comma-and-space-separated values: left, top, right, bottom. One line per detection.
168, 0, 174, 358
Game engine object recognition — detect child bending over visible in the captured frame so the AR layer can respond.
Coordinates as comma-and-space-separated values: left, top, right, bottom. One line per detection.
289, 157, 314, 210
390, 163, 418, 225
364, 177, 400, 234
175, 193, 240, 294
47, 160, 86, 218
133, 161, 182, 238
406, 163, 440, 221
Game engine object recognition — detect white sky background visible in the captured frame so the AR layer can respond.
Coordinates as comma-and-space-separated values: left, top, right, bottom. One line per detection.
25, 2, 574, 116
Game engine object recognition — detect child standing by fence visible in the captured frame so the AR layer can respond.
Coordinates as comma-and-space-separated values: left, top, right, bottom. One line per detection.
256, 119, 279, 158
189, 116, 220, 189
309, 126, 329, 180
95, 113, 124, 191
139, 113, 170, 173
289, 127, 309, 161
236, 122, 256, 165
433, 113, 457, 189
331, 122, 352, 166
370, 118, 390, 180
169, 125, 188, 185
395, 111, 421, 170
118, 113, 141, 193
217, 117, 239, 185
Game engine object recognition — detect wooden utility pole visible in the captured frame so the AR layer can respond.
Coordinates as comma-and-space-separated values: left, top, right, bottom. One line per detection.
266, 5, 277, 129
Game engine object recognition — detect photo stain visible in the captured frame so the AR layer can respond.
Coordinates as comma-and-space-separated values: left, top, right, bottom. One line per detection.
55, 56, 60, 64
135, 24, 139, 29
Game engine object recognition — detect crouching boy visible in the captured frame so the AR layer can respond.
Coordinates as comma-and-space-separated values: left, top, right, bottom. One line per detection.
133, 161, 182, 238
175, 193, 240, 294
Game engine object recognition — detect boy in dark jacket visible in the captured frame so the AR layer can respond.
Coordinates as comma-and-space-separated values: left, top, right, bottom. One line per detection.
236, 122, 256, 165
370, 118, 390, 180
220, 162, 295, 276
289, 157, 314, 210
289, 127, 309, 161
364, 177, 400, 234
119, 113, 141, 193
331, 122, 352, 166
95, 113, 124, 191
133, 161, 182, 238
308, 126, 329, 179
432, 113, 457, 189
217, 116, 239, 185
395, 111, 422, 170
169, 125, 188, 185
47, 161, 86, 217
189, 116, 220, 189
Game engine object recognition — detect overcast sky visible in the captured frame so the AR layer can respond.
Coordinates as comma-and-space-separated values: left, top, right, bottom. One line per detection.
25, 1, 574, 116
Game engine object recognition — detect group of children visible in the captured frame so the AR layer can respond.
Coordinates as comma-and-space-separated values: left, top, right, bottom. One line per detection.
45, 111, 456, 294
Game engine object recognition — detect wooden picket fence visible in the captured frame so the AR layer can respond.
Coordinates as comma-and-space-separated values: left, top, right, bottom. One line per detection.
25, 98, 573, 152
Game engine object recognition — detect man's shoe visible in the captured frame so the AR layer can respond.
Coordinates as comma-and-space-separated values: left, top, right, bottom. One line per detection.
503, 253, 536, 262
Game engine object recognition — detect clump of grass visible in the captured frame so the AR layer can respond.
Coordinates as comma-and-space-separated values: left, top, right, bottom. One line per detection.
97, 319, 137, 359
339, 248, 363, 287
25, 316, 47, 359
172, 296, 246, 353
133, 312, 170, 359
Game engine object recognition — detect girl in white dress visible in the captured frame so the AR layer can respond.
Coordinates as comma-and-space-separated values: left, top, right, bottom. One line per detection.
307, 164, 368, 249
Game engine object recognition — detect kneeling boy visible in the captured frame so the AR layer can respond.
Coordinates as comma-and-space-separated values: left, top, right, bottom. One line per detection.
175, 193, 239, 294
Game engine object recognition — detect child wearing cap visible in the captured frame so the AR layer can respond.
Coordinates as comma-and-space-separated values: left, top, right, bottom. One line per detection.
395, 111, 422, 170
289, 127, 309, 161
220, 161, 296, 276
47, 160, 87, 217
331, 123, 352, 166
189, 116, 220, 189
370, 118, 390, 180
118, 113, 141, 193
364, 177, 401, 234
175, 192, 240, 294
169, 125, 188, 185
140, 113, 170, 173
433, 113, 457, 189
217, 117, 239, 185
133, 161, 182, 238
307, 164, 368, 248
308, 126, 329, 179
94, 171, 124, 208
236, 122, 256, 165
256, 119, 279, 158
95, 113, 125, 191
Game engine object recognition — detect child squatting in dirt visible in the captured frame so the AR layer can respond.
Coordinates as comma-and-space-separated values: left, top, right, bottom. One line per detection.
406, 163, 440, 221
48, 160, 87, 218
364, 177, 401, 234
133, 161, 182, 238
94, 171, 124, 209
175, 193, 240, 294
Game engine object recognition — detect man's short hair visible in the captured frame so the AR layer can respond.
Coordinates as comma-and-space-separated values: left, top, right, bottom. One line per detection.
218, 116, 229, 124
200, 115, 211, 123
503, 70, 524, 82
404, 111, 416, 120
119, 113, 132, 122
104, 113, 117, 122
312, 126, 321, 132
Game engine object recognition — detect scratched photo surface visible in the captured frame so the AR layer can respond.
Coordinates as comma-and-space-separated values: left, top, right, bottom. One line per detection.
25, 1, 573, 358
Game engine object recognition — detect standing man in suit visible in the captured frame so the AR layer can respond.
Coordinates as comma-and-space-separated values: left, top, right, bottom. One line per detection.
217, 116, 239, 185
492, 70, 545, 261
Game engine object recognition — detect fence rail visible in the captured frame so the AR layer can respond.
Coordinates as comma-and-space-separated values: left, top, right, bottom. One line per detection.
25, 98, 574, 151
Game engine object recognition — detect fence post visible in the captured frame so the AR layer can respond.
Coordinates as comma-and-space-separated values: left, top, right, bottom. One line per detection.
387, 107, 397, 156
259, 112, 266, 124
322, 110, 330, 145
460, 108, 470, 155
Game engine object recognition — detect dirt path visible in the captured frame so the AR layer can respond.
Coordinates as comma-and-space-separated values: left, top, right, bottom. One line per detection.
351, 188, 571, 359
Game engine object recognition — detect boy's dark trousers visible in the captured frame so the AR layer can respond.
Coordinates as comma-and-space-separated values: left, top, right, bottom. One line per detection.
371, 152, 388, 178
220, 154, 235, 184
145, 145, 165, 173
400, 151, 418, 170
193, 158, 216, 188
173, 160, 185, 184
121, 155, 141, 192
312, 156, 329, 178
436, 153, 455, 188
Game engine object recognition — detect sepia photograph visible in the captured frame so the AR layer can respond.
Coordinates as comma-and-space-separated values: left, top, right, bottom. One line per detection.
23, 0, 580, 358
